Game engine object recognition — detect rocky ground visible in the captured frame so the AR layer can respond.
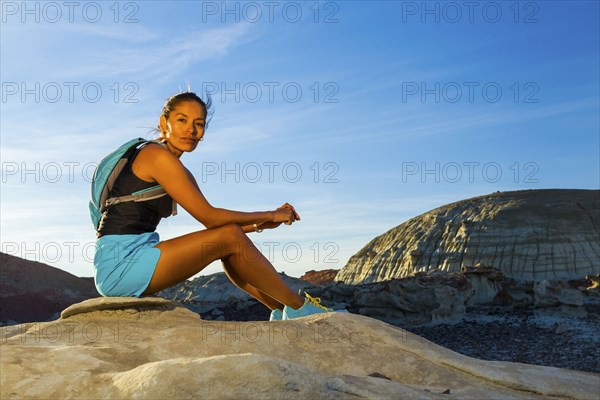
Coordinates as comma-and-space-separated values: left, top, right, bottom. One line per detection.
213, 302, 600, 374
406, 307, 600, 374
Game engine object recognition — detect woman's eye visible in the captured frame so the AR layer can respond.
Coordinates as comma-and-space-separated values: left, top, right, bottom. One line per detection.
178, 118, 186, 123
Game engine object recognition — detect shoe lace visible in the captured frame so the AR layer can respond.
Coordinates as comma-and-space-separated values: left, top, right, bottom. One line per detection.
305, 292, 332, 312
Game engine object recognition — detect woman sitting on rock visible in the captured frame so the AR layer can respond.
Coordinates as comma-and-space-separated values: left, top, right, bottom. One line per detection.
93, 91, 332, 320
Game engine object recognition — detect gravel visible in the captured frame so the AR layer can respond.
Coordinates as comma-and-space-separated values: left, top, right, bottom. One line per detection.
403, 307, 600, 373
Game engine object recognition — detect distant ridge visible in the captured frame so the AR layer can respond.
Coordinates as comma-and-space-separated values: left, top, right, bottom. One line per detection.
0, 252, 97, 324
336, 189, 600, 284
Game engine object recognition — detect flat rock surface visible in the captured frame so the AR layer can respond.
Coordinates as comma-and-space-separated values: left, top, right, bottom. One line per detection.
2, 299, 598, 399
60, 296, 175, 319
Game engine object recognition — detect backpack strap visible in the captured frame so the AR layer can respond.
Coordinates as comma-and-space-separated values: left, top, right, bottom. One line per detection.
104, 185, 168, 207
103, 139, 178, 216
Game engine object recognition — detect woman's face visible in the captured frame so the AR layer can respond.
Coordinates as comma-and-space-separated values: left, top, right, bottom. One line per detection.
160, 100, 206, 156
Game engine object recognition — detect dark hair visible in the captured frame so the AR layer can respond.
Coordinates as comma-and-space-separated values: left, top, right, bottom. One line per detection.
157, 91, 214, 134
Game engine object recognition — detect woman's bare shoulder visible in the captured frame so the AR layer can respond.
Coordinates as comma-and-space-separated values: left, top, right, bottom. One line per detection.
138, 142, 178, 162
142, 141, 170, 153
132, 142, 179, 181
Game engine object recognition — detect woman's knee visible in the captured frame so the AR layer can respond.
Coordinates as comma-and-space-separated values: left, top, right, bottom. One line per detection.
215, 223, 247, 243
222, 224, 265, 263
211, 224, 250, 253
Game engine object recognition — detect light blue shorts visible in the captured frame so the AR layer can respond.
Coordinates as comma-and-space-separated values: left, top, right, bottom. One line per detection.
93, 232, 161, 297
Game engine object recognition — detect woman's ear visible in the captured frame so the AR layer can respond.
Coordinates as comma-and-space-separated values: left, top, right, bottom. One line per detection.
159, 115, 168, 134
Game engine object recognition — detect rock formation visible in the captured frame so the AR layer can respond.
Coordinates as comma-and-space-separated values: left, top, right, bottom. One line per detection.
156, 267, 600, 327
301, 269, 600, 326
299, 269, 339, 285
1, 297, 598, 399
336, 189, 600, 284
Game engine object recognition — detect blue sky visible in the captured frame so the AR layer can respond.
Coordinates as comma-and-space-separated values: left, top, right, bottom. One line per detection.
1, 0, 598, 278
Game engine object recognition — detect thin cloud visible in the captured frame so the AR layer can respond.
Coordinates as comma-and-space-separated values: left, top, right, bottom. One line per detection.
63, 22, 159, 43
55, 24, 258, 80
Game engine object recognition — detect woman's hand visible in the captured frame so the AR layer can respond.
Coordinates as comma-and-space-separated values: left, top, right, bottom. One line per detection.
241, 203, 300, 232
271, 203, 300, 225
258, 203, 299, 230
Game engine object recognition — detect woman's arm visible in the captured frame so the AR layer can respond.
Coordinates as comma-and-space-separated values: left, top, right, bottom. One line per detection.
183, 166, 270, 233
134, 144, 294, 229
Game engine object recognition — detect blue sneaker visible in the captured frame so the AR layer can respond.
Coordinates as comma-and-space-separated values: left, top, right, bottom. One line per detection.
269, 309, 283, 321
283, 292, 333, 320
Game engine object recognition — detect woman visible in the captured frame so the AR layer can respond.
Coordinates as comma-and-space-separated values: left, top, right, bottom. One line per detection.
93, 91, 331, 320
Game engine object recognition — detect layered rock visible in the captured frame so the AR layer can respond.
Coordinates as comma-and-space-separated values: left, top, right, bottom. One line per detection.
1, 297, 598, 399
336, 189, 600, 284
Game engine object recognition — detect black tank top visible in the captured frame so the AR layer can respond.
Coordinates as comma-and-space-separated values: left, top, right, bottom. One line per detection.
97, 145, 173, 238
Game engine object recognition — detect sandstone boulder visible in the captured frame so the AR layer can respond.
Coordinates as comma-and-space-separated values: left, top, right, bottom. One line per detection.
350, 276, 471, 325
2, 297, 597, 399
534, 280, 584, 308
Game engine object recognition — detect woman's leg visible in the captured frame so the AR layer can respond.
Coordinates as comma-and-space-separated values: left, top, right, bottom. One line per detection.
221, 258, 285, 310
142, 224, 303, 309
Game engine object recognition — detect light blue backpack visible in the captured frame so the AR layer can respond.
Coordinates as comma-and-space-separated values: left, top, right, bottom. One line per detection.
89, 138, 177, 231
